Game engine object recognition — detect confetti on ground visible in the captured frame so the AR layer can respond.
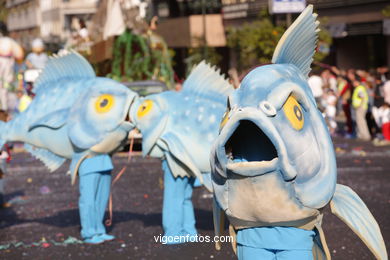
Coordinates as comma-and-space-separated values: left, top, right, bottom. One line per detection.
335, 147, 346, 154
7, 196, 28, 205
39, 186, 51, 195
0, 236, 83, 250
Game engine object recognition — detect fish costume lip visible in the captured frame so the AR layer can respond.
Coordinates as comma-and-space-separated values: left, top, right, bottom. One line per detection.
211, 5, 388, 260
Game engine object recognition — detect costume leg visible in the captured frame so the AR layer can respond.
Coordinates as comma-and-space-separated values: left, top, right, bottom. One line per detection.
183, 177, 196, 235
237, 245, 276, 260
95, 170, 111, 235
79, 171, 100, 239
276, 249, 313, 260
162, 160, 187, 238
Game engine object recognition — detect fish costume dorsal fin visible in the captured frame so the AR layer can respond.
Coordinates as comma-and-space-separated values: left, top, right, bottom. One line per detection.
182, 61, 234, 102
34, 51, 95, 93
272, 4, 319, 78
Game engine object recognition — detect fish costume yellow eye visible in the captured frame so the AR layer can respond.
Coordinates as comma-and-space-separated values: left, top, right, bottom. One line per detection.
95, 94, 115, 113
137, 100, 153, 118
283, 95, 304, 130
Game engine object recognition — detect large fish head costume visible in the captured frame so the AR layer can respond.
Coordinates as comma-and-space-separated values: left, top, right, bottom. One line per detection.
67, 77, 136, 154
0, 52, 138, 183
129, 62, 234, 190
211, 5, 387, 260
216, 63, 336, 209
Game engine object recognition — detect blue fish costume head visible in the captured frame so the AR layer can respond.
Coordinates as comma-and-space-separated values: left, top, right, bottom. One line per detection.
129, 62, 234, 190
211, 5, 387, 260
0, 52, 138, 183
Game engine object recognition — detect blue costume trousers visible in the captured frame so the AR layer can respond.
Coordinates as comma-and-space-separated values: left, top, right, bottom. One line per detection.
236, 226, 315, 260
78, 155, 113, 239
162, 160, 197, 239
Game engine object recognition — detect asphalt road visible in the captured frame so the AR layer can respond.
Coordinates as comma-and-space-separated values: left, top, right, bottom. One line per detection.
0, 137, 389, 260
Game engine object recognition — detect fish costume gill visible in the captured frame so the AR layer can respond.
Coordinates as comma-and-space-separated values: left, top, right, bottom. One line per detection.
130, 62, 234, 241
211, 5, 387, 260
0, 52, 138, 244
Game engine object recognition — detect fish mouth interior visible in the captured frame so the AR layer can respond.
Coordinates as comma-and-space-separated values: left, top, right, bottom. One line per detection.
225, 120, 277, 163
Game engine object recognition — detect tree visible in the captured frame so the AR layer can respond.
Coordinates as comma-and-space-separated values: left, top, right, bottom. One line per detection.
382, 5, 390, 17
226, 14, 284, 71
226, 10, 332, 72
0, 0, 8, 23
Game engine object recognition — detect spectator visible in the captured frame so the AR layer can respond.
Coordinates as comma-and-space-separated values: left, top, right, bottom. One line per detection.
0, 109, 11, 208
308, 72, 324, 110
337, 74, 354, 136
25, 38, 48, 70
321, 69, 338, 92
325, 88, 337, 135
383, 80, 390, 106
0, 22, 24, 110
352, 78, 371, 140
16, 90, 32, 113
372, 103, 390, 143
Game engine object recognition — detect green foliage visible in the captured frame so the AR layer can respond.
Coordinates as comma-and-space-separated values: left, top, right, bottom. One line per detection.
107, 30, 174, 88
226, 12, 333, 71
226, 17, 284, 70
314, 17, 333, 63
382, 5, 390, 17
0, 0, 8, 23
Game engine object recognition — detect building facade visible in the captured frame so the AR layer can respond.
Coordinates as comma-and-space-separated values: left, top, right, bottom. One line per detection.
6, 0, 98, 50
221, 0, 390, 70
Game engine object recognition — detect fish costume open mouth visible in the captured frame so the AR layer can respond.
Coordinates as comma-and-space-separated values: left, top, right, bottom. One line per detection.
211, 5, 387, 260
225, 120, 279, 176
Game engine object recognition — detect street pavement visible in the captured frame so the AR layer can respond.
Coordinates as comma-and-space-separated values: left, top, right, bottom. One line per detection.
0, 137, 389, 260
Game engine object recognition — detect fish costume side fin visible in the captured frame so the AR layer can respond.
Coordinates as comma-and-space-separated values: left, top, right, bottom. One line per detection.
160, 132, 203, 182
141, 115, 169, 157
182, 61, 234, 102
28, 109, 69, 131
34, 51, 95, 93
272, 4, 319, 78
330, 184, 388, 260
164, 152, 191, 178
24, 144, 66, 172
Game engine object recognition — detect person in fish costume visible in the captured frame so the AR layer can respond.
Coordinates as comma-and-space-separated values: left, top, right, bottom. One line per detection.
0, 52, 137, 244
211, 5, 387, 260
129, 63, 234, 242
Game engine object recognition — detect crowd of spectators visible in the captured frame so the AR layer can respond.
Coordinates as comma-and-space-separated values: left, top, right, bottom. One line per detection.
308, 65, 390, 145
